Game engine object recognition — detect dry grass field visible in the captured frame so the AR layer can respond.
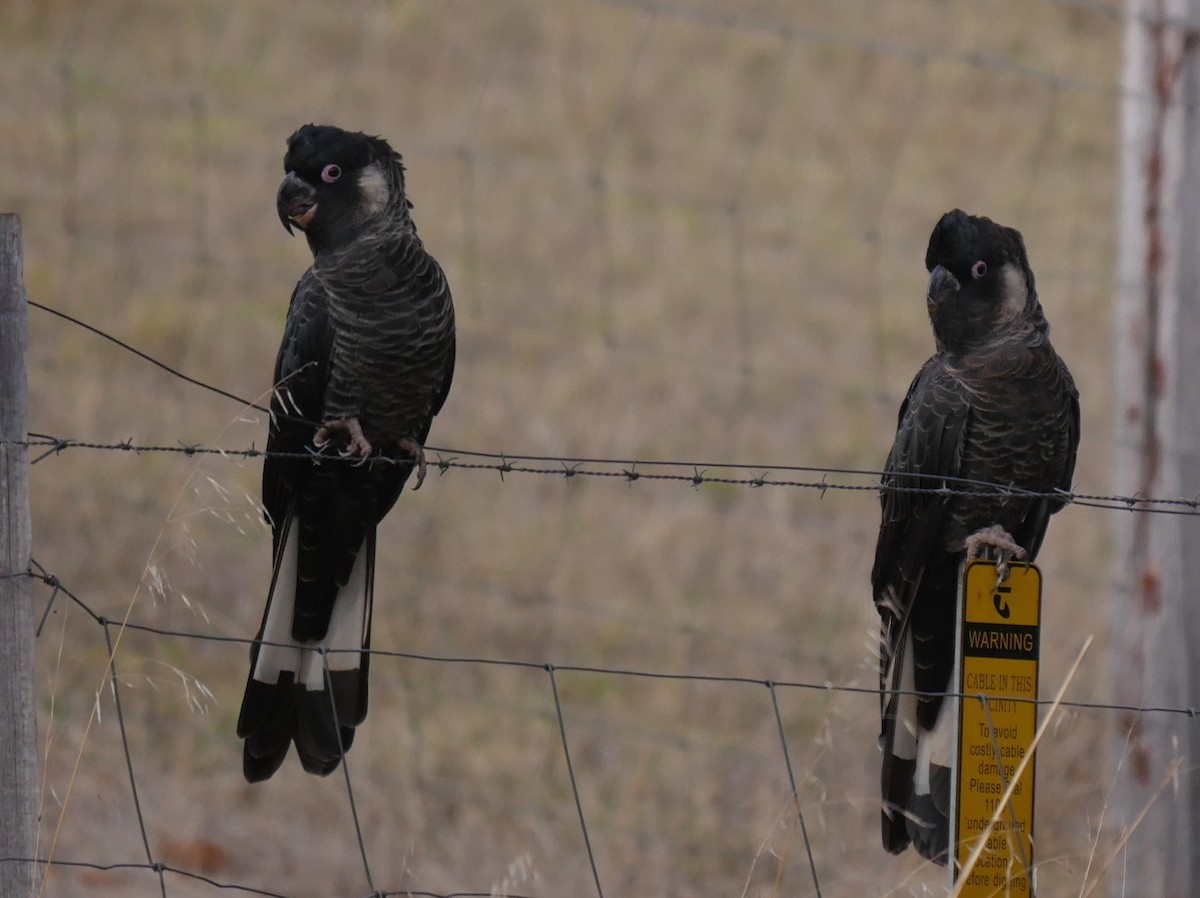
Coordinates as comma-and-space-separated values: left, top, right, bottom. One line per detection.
4, 1, 1124, 895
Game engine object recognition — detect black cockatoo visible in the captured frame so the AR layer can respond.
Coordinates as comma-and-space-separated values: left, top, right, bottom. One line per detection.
873, 210, 1079, 861
237, 125, 456, 782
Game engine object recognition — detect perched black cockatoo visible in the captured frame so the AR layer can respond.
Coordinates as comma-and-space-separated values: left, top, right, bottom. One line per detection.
237, 125, 456, 782
873, 210, 1079, 862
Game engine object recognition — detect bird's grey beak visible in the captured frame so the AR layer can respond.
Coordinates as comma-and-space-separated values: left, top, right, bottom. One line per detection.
277, 171, 317, 235
926, 264, 960, 313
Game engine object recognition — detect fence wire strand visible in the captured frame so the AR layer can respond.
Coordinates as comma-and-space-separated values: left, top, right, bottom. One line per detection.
15, 298, 1200, 515
768, 682, 822, 898
13, 559, 1200, 897
586, 0, 1187, 102
101, 621, 167, 898
21, 563, 1200, 719
20, 291, 1200, 516
10, 433, 1200, 519
547, 665, 606, 898
9, 2, 1188, 894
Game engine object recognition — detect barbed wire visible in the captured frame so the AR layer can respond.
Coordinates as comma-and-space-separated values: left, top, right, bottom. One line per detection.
10, 433, 1200, 520
0, 318, 1164, 888
21, 300, 1200, 515
9, 2, 1179, 895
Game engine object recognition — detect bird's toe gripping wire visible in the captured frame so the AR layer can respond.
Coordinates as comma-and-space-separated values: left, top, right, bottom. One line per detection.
399, 436, 428, 490
314, 417, 373, 462
963, 523, 1027, 586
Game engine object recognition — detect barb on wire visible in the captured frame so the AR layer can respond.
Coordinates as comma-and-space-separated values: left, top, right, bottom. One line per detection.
8, 434, 1200, 517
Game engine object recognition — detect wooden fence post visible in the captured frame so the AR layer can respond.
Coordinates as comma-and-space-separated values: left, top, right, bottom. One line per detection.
1112, 3, 1200, 895
0, 214, 37, 897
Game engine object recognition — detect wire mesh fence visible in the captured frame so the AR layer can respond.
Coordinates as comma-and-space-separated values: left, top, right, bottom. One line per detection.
5, 0, 1196, 895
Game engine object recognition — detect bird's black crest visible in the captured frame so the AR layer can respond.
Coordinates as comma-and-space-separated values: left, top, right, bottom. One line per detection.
283, 124, 402, 179
925, 209, 1029, 284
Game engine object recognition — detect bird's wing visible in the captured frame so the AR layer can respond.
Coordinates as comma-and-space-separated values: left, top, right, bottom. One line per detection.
1011, 352, 1080, 558
1058, 361, 1081, 498
873, 356, 971, 856
872, 355, 976, 730
262, 268, 333, 553
430, 330, 456, 422
872, 356, 970, 634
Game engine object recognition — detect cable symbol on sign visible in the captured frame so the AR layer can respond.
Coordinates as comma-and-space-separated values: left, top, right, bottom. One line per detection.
992, 584, 1013, 619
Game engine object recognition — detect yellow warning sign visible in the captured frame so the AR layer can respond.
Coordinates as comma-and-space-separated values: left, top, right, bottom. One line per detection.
952, 561, 1040, 897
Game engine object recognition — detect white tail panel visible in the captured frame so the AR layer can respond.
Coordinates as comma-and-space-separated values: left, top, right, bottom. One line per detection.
301, 546, 369, 690
891, 630, 918, 760
252, 527, 303, 684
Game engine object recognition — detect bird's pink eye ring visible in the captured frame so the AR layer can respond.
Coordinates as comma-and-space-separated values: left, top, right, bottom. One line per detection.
321, 164, 342, 184
971, 260, 987, 279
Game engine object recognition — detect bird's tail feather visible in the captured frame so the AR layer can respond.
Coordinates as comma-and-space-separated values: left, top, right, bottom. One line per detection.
881, 627, 918, 854
238, 516, 374, 782
880, 627, 952, 863
907, 711, 952, 862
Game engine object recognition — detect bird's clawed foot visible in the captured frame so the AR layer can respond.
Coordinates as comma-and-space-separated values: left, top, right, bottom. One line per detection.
314, 417, 373, 460
964, 524, 1027, 585
399, 436, 428, 490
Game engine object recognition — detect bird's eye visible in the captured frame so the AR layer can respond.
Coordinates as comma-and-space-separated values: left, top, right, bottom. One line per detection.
971, 260, 987, 279
321, 164, 342, 184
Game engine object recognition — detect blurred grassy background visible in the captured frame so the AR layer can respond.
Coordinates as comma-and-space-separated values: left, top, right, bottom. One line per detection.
3, 0, 1121, 895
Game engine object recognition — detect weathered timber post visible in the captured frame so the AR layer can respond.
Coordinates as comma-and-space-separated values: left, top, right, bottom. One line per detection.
0, 216, 37, 896
1112, 3, 1200, 895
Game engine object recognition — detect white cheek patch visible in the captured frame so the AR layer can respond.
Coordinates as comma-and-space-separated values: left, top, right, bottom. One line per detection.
357, 162, 390, 217
999, 262, 1029, 321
